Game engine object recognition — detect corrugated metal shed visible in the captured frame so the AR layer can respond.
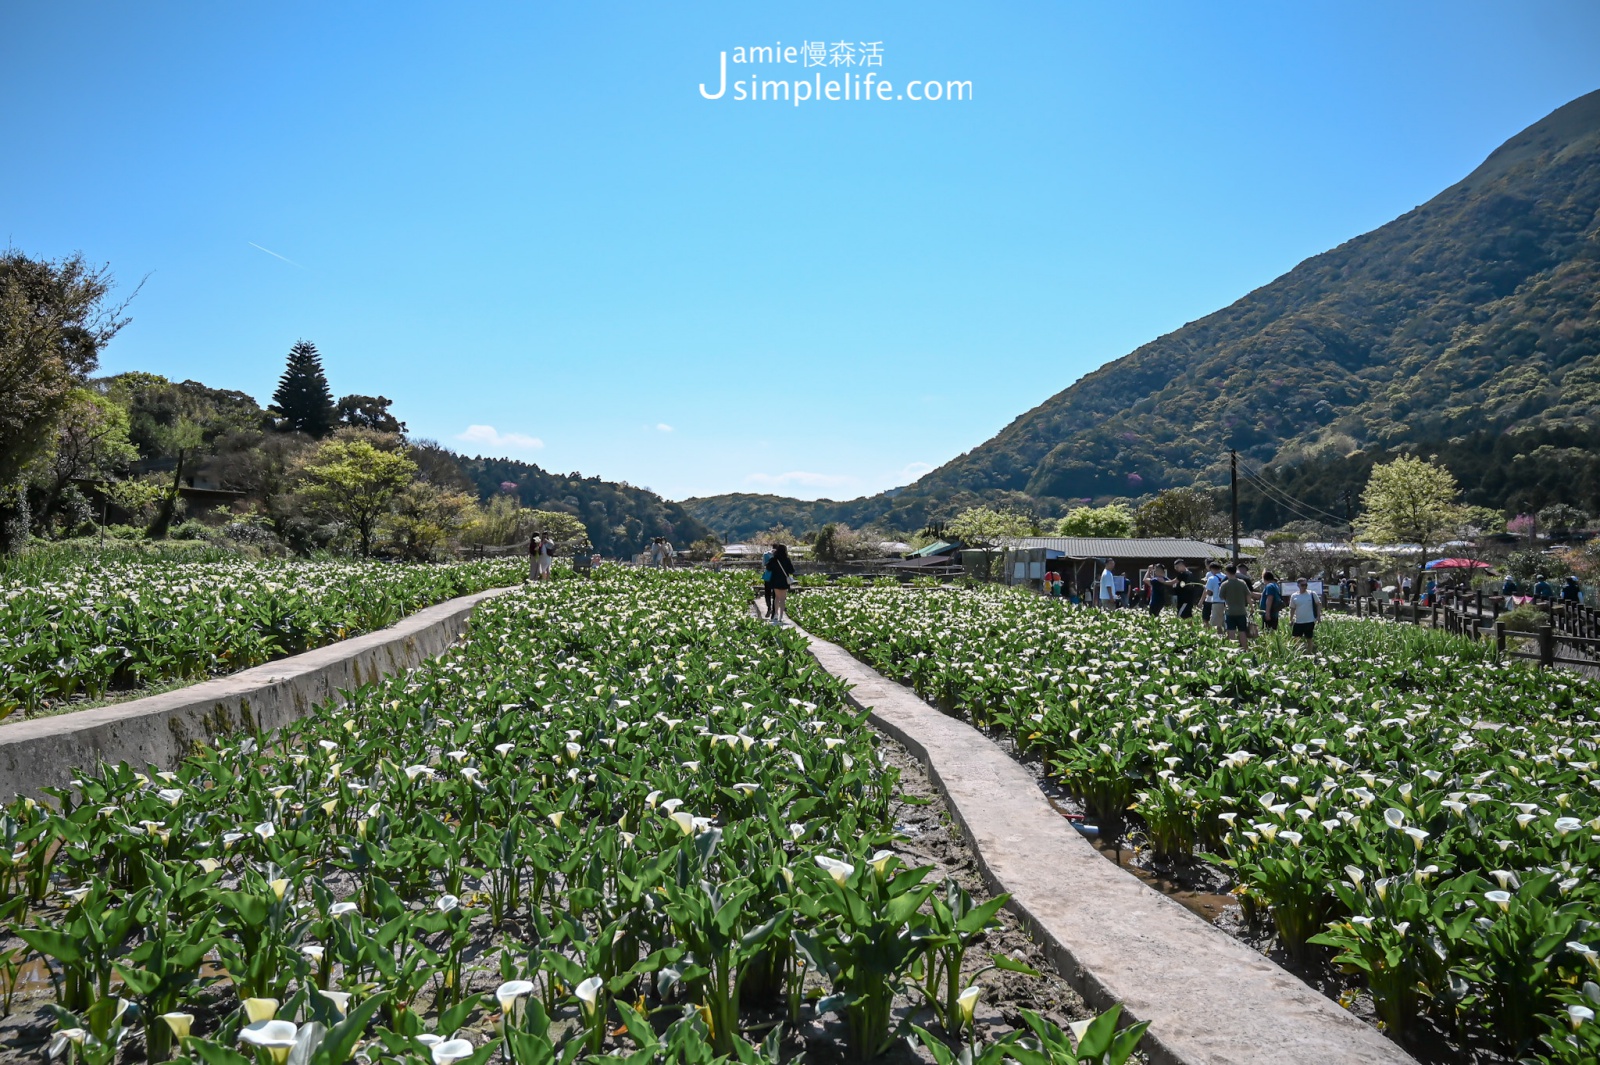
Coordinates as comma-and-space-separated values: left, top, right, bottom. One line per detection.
995, 537, 1245, 561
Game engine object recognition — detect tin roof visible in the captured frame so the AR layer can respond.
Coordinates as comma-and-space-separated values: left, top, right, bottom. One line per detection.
995, 537, 1246, 561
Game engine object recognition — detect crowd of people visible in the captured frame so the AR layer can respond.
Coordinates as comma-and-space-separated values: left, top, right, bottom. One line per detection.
1039, 557, 1324, 650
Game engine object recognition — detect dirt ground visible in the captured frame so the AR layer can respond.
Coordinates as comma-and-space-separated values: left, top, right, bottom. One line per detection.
0, 732, 1104, 1065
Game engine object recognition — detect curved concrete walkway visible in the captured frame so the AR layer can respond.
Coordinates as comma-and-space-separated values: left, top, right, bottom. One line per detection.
797, 624, 1417, 1065
1, 584, 521, 802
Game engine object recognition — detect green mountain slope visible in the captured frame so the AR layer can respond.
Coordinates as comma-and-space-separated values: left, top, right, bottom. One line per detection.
686, 88, 1600, 539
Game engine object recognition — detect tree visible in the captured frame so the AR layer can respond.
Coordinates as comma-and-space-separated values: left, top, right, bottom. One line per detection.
297, 439, 418, 555
1134, 487, 1228, 541
146, 415, 205, 538
384, 482, 474, 561
1055, 504, 1134, 538
336, 394, 406, 434
528, 509, 589, 545
812, 522, 890, 562
1537, 502, 1587, 535
1355, 456, 1464, 570
31, 389, 138, 532
0, 251, 132, 549
271, 341, 336, 438
946, 506, 1033, 545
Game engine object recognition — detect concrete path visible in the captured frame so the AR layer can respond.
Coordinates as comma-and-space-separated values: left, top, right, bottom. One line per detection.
797, 625, 1417, 1065
2, 584, 522, 802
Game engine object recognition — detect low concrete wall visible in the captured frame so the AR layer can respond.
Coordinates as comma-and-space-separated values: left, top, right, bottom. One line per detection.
799, 627, 1417, 1065
0, 585, 520, 802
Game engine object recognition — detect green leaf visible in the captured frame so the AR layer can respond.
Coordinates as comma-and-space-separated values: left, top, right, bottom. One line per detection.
989, 953, 1041, 978
313, 992, 387, 1065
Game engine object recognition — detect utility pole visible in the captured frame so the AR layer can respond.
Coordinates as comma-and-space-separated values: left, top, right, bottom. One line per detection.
1230, 450, 1240, 562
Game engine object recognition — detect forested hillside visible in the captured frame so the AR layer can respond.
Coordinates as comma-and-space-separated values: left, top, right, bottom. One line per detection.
687, 88, 1600, 538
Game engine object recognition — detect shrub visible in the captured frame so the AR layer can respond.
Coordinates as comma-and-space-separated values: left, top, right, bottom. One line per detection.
169, 520, 214, 541
1500, 604, 1552, 633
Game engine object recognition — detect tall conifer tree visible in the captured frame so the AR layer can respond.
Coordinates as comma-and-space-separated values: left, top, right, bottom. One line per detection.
271, 340, 335, 437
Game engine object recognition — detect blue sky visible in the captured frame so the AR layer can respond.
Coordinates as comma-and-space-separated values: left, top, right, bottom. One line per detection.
4, 2, 1598, 501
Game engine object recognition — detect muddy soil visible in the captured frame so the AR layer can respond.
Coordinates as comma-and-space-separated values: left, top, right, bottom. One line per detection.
0, 736, 1103, 1065
918, 678, 1510, 1065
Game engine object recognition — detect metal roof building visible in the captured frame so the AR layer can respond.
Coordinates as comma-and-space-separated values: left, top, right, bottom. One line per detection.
994, 537, 1244, 562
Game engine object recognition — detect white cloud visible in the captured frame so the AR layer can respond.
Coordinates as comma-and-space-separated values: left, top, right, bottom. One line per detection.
745, 471, 858, 491
456, 425, 544, 453
656, 423, 674, 433
897, 461, 934, 482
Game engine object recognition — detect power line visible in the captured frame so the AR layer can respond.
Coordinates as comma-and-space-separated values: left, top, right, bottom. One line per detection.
1236, 462, 1352, 527
1240, 471, 1346, 527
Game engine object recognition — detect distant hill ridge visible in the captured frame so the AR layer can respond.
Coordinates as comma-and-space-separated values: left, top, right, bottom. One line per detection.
685, 88, 1600, 541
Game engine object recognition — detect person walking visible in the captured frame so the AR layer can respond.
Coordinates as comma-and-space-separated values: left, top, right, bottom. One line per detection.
528, 532, 555, 581
1145, 564, 1170, 616
1219, 563, 1252, 650
1098, 560, 1118, 610
1203, 561, 1225, 628
1561, 575, 1584, 605
765, 543, 797, 625
1258, 570, 1286, 632
1171, 559, 1202, 619
760, 547, 777, 617
1288, 577, 1322, 650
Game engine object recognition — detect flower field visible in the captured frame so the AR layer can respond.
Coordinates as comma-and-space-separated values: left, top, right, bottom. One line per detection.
789, 587, 1600, 1064
0, 557, 527, 720
0, 571, 1128, 1065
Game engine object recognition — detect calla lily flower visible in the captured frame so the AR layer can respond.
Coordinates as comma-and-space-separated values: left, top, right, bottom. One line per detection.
239, 1019, 299, 1064
1568, 1004, 1594, 1029
575, 976, 604, 1018
157, 788, 184, 804
815, 855, 855, 885
1485, 890, 1512, 911
495, 979, 536, 1015
253, 821, 276, 840
1383, 808, 1406, 830
330, 901, 359, 917
868, 850, 896, 876
268, 878, 290, 901
159, 1012, 194, 1041
956, 985, 981, 1026
243, 998, 279, 1023
1403, 827, 1429, 850
436, 894, 461, 912
316, 989, 351, 1016
669, 811, 695, 835
432, 1038, 475, 1065
548, 811, 564, 829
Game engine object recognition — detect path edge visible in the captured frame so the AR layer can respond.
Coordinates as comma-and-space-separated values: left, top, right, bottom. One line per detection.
795, 620, 1419, 1065
2, 583, 522, 802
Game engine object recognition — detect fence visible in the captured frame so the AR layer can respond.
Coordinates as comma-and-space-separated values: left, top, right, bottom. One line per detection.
1320, 588, 1600, 672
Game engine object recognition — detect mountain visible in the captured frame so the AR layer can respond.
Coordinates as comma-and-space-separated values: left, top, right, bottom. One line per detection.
685, 88, 1600, 539
454, 455, 710, 556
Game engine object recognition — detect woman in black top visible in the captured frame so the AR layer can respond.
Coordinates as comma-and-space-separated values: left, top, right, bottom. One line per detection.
766, 544, 797, 625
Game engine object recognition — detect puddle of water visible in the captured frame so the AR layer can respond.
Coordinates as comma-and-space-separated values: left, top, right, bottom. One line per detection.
1044, 794, 1237, 924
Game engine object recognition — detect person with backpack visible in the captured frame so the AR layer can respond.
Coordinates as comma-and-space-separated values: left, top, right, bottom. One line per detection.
1561, 576, 1584, 605
1533, 574, 1555, 601
1259, 570, 1286, 632
764, 544, 797, 625
760, 547, 777, 617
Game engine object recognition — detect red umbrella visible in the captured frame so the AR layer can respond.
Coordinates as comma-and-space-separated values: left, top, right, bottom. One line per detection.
1425, 558, 1490, 570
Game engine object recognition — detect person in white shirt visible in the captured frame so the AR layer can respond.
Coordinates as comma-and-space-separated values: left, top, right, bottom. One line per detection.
1203, 561, 1226, 631
1288, 577, 1322, 649
1098, 560, 1118, 609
